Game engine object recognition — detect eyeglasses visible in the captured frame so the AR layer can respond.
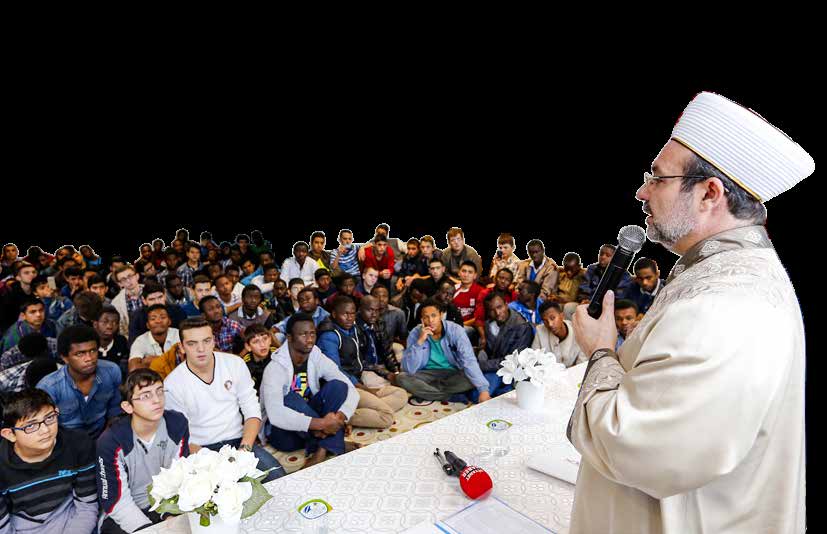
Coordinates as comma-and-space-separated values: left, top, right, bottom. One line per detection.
643, 172, 731, 193
642, 171, 708, 187
133, 388, 166, 403
12, 411, 59, 434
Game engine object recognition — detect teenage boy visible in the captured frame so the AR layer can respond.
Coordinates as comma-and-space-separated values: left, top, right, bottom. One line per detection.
164, 318, 285, 482
0, 388, 98, 533
97, 369, 190, 533
184, 275, 213, 317
1, 297, 57, 354
452, 261, 485, 347
232, 285, 276, 330
272, 288, 330, 346
32, 275, 73, 322
311, 269, 336, 304
94, 305, 130, 374
397, 299, 491, 403
128, 305, 180, 372
260, 313, 359, 468
36, 325, 122, 439
317, 296, 407, 429
240, 324, 277, 394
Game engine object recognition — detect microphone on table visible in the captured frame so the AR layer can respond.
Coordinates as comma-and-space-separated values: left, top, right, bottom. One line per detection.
433, 448, 455, 476
443, 450, 493, 500
587, 225, 647, 319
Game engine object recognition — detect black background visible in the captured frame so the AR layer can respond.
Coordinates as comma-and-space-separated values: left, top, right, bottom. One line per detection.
6, 68, 816, 335
3, 62, 818, 507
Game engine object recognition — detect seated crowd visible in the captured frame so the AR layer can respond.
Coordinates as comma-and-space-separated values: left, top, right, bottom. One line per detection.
0, 226, 666, 533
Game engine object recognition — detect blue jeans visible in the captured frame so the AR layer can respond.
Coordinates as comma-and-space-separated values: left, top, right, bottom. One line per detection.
268, 380, 348, 456
462, 374, 514, 403
483, 372, 514, 397
204, 438, 286, 483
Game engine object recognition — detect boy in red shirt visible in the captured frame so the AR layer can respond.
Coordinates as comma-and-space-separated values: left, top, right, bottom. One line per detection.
452, 261, 485, 349
362, 235, 395, 292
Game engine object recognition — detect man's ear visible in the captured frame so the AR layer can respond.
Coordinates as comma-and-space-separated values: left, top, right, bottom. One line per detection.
1, 428, 16, 443
121, 401, 134, 415
701, 177, 728, 210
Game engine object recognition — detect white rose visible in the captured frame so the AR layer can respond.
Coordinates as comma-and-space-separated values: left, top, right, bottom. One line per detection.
218, 444, 237, 460
149, 460, 188, 506
213, 481, 252, 524
177, 472, 216, 512
234, 449, 261, 479
214, 447, 260, 484
215, 459, 245, 488
496, 356, 528, 384
189, 448, 221, 472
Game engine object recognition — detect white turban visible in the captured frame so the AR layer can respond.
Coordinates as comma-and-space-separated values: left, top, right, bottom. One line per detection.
671, 91, 814, 202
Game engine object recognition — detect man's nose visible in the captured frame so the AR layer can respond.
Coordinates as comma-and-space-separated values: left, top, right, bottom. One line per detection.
635, 183, 649, 201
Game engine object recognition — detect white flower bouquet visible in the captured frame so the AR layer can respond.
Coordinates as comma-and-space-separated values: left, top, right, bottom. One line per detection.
147, 445, 273, 527
496, 347, 565, 387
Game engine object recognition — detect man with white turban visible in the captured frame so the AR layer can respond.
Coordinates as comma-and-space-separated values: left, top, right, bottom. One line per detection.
567, 92, 812, 533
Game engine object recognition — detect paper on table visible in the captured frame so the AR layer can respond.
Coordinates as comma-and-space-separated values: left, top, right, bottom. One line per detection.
526, 441, 581, 484
436, 496, 556, 534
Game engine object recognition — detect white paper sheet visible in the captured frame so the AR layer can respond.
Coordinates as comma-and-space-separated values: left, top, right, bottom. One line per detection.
436, 496, 556, 534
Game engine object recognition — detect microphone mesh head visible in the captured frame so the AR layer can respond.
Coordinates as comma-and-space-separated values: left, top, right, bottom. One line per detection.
618, 225, 647, 253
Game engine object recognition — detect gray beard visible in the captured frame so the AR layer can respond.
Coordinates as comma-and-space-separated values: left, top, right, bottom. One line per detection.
645, 192, 697, 248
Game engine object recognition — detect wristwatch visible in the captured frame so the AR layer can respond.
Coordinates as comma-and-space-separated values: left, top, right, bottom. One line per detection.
239, 444, 253, 452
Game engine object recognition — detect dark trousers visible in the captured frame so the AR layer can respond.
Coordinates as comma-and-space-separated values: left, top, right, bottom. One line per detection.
483, 371, 514, 397
203, 438, 286, 483
396, 368, 475, 401
101, 510, 164, 533
463, 325, 480, 348
268, 380, 348, 456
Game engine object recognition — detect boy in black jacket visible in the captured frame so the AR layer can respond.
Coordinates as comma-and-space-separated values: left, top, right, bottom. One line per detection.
0, 388, 98, 533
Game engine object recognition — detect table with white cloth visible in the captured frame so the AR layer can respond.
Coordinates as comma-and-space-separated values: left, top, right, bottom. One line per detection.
142, 363, 586, 534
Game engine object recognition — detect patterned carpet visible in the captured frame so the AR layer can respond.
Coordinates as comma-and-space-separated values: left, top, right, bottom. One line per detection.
264, 396, 471, 474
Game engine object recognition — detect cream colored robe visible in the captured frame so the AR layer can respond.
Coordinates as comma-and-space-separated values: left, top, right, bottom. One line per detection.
567, 226, 805, 533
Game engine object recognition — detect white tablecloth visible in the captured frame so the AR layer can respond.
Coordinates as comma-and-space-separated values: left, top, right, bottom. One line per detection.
143, 363, 586, 533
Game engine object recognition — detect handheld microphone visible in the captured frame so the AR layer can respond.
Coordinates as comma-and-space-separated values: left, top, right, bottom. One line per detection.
443, 450, 493, 500
443, 450, 467, 474
433, 448, 455, 476
587, 225, 646, 319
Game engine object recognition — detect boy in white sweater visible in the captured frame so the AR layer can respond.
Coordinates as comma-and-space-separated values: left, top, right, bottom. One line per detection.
164, 317, 285, 482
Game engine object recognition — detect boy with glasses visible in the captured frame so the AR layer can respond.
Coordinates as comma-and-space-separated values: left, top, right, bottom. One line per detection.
112, 265, 143, 338
96, 369, 190, 533
0, 388, 98, 533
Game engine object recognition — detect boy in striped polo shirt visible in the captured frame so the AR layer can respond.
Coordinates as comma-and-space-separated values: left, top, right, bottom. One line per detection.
330, 229, 361, 280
